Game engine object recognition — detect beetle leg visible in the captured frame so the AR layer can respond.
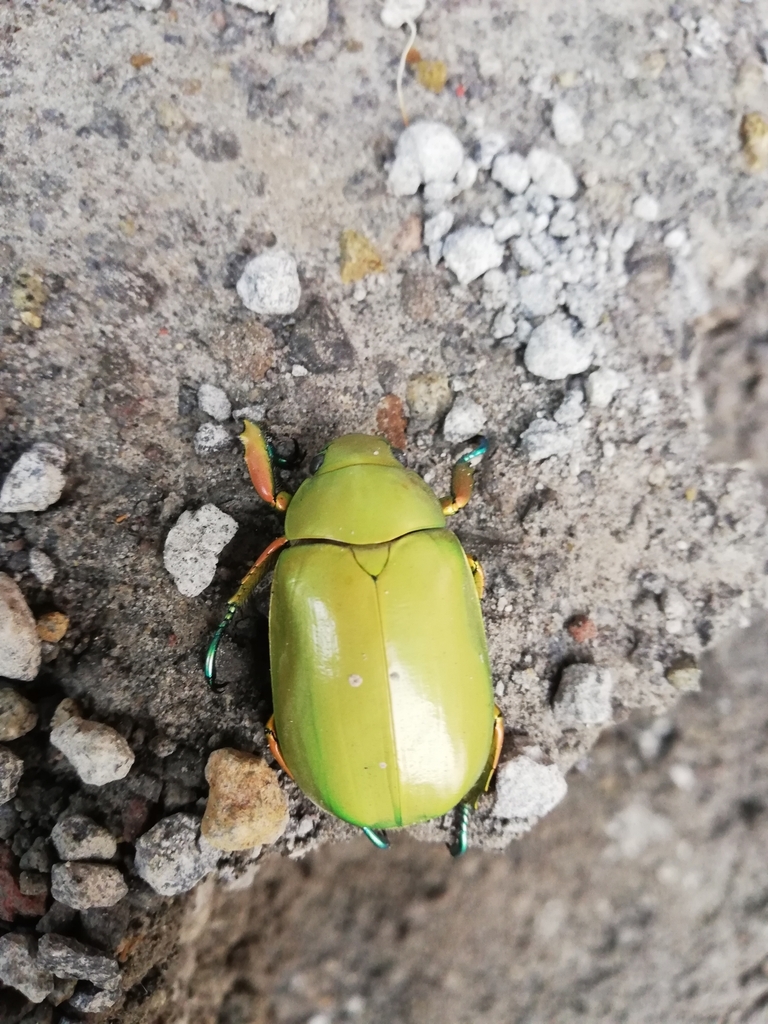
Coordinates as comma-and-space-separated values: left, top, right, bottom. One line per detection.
362, 827, 390, 850
448, 705, 504, 857
441, 436, 489, 516
241, 420, 293, 512
265, 714, 294, 779
465, 554, 485, 600
205, 536, 288, 692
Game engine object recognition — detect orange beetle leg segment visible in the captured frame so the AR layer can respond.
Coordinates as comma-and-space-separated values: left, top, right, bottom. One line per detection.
265, 714, 294, 779
464, 705, 505, 808
441, 461, 474, 516
240, 420, 293, 511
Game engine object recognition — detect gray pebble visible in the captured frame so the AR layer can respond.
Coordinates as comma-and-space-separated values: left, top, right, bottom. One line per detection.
50, 715, 135, 786
19, 871, 49, 897
586, 367, 629, 408
0, 443, 67, 513
232, 404, 266, 424
51, 815, 117, 861
523, 317, 594, 380
51, 862, 128, 910
482, 268, 510, 310
67, 980, 122, 1013
551, 100, 584, 147
0, 688, 38, 741
49, 976, 78, 1006
474, 129, 506, 170
563, 286, 604, 329
554, 665, 614, 728
134, 812, 219, 896
526, 148, 578, 199
164, 504, 238, 598
492, 756, 567, 822
553, 388, 585, 425
442, 227, 504, 285
443, 394, 486, 445
236, 249, 301, 315
0, 934, 53, 1003
423, 181, 458, 208
519, 419, 575, 462
35, 901, 78, 935
0, 745, 24, 804
491, 152, 531, 194
194, 423, 231, 456
493, 309, 517, 341
0, 574, 41, 682
423, 210, 454, 246
198, 384, 232, 422
493, 215, 523, 243
19, 836, 51, 873
28, 549, 55, 586
37, 934, 120, 988
511, 237, 546, 273
518, 273, 561, 317
455, 156, 478, 191
274, 0, 329, 47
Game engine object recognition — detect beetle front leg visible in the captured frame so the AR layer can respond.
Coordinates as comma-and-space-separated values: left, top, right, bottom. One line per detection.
449, 705, 504, 857
205, 536, 288, 692
465, 554, 485, 600
241, 420, 294, 512
441, 436, 489, 516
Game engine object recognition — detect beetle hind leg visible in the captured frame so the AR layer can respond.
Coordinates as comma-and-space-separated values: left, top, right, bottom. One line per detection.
448, 705, 504, 857
441, 436, 489, 516
362, 827, 390, 850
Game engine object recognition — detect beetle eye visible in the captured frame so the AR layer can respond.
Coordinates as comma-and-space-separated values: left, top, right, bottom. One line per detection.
309, 452, 325, 475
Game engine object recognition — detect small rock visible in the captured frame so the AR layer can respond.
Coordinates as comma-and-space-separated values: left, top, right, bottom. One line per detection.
455, 157, 478, 191
491, 152, 531, 194
551, 100, 584, 147
518, 273, 560, 317
37, 934, 120, 987
380, 0, 425, 28
225, 0, 279, 11
0, 746, 24, 805
423, 210, 454, 246
375, 395, 408, 450
388, 121, 464, 197
443, 395, 486, 444
519, 419, 574, 462
585, 367, 629, 408
202, 749, 289, 851
232, 404, 266, 425
50, 715, 134, 787
0, 574, 41, 682
19, 837, 50, 873
28, 550, 55, 586
553, 665, 614, 728
562, 286, 604, 329
50, 698, 80, 730
493, 309, 517, 341
0, 803, 19, 840
406, 373, 452, 430
0, 689, 37, 741
339, 230, 385, 284
49, 976, 78, 1006
236, 250, 301, 315
134, 813, 219, 896
18, 871, 48, 897
632, 194, 660, 222
524, 318, 594, 380
67, 981, 122, 1013
740, 111, 768, 172
526, 149, 578, 199
566, 614, 597, 642
198, 384, 232, 422
274, 0, 328, 46
442, 227, 504, 285
474, 129, 506, 170
131, 0, 163, 8
492, 756, 567, 821
553, 388, 585, 425
511, 237, 546, 273
666, 663, 702, 692
194, 423, 231, 456
164, 505, 238, 598
0, 443, 67, 513
36, 611, 68, 644
482, 268, 510, 310
493, 215, 523, 243
0, 934, 53, 1003
51, 816, 117, 862
51, 863, 127, 911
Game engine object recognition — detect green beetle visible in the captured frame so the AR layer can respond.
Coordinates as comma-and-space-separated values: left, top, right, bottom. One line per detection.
206, 422, 503, 855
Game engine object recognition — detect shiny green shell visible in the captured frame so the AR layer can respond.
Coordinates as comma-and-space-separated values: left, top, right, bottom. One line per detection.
269, 435, 494, 829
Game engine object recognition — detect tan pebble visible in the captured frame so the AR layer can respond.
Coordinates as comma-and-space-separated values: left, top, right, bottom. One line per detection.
393, 213, 423, 254
376, 394, 408, 450
50, 698, 82, 730
20, 311, 42, 329
339, 230, 385, 284
202, 748, 289, 851
684, 487, 697, 502
415, 59, 447, 94
0, 689, 38, 741
36, 612, 69, 643
666, 665, 701, 693
740, 112, 768, 173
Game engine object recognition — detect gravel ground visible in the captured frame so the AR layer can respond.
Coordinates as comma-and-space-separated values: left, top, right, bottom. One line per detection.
1, 0, 768, 1018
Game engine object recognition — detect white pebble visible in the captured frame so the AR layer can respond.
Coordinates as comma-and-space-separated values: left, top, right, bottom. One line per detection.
518, 273, 560, 317
428, 241, 443, 265
663, 228, 687, 249
474, 130, 506, 170
554, 665, 614, 728
194, 423, 231, 456
131, 0, 163, 8
28, 549, 55, 586
443, 394, 486, 444
512, 237, 546, 273
0, 574, 41, 682
493, 309, 517, 340
236, 250, 301, 315
492, 756, 567, 821
274, 0, 328, 47
442, 227, 504, 285
232, 404, 266, 424
291, 364, 309, 377
526, 148, 578, 199
423, 210, 454, 246
0, 443, 67, 513
491, 152, 531, 195
50, 714, 135, 786
517, 319, 533, 343
493, 215, 523, 242
552, 101, 584, 147
524, 317, 594, 380
423, 181, 459, 208
198, 384, 232, 422
164, 505, 238, 598
519, 419, 574, 462
482, 268, 510, 310
632, 194, 660, 222
455, 157, 478, 191
380, 0, 425, 28
388, 122, 464, 197
553, 387, 585, 425
585, 367, 629, 408
224, 0, 278, 11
